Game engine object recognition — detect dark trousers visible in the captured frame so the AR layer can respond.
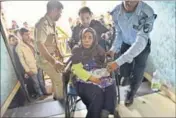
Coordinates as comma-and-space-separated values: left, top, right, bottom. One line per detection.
120, 40, 151, 98
30, 68, 47, 96
75, 82, 117, 118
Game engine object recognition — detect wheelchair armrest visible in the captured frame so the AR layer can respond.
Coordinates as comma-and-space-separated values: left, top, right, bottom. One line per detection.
64, 60, 72, 73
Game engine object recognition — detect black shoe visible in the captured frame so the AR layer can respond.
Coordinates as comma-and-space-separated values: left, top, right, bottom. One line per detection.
44, 93, 52, 96
125, 91, 134, 107
53, 96, 57, 100
53, 97, 64, 102
114, 111, 121, 118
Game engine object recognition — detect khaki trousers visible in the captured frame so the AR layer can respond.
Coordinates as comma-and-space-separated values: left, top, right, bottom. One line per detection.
38, 61, 64, 99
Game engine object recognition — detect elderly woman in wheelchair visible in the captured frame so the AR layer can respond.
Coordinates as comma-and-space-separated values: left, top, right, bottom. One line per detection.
64, 27, 117, 118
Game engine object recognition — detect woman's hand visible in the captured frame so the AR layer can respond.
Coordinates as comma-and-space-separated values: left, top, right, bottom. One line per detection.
88, 76, 101, 84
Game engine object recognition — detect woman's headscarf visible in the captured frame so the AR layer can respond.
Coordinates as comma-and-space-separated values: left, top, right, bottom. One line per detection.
71, 27, 105, 66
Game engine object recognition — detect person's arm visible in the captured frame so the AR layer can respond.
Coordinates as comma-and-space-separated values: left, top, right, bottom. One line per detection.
97, 45, 106, 64
68, 27, 77, 49
35, 25, 56, 65
97, 21, 109, 34
115, 13, 155, 66
109, 20, 122, 53
71, 63, 92, 81
16, 47, 30, 73
99, 21, 115, 41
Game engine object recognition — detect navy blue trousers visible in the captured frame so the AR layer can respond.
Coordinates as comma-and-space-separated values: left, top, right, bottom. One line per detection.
75, 82, 117, 118
120, 40, 151, 97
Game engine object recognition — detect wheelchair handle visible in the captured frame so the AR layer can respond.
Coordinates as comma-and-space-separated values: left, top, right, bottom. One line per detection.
64, 60, 72, 73
104, 54, 114, 64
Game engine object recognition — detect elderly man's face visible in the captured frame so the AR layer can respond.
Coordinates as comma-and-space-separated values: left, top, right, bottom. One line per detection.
123, 0, 139, 12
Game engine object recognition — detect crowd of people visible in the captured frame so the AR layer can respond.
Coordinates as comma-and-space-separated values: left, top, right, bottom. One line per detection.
7, 5, 115, 102
8, 28, 51, 100
6, 0, 156, 118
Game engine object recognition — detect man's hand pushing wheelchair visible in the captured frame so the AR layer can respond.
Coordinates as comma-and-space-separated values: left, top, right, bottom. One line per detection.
106, 51, 119, 73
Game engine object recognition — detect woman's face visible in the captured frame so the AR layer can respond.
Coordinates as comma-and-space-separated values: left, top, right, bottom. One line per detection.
82, 32, 94, 49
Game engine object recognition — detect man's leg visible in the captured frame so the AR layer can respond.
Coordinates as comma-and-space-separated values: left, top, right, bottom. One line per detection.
38, 62, 64, 100
120, 43, 133, 86
125, 42, 151, 106
30, 74, 43, 97
37, 68, 48, 95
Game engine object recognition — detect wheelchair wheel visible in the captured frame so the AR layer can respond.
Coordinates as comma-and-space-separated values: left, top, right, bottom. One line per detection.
65, 94, 77, 118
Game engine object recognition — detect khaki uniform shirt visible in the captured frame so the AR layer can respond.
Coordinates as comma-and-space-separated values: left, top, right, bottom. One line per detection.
34, 14, 60, 65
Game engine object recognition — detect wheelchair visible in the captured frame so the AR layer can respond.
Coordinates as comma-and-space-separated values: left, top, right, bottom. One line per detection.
62, 56, 121, 118
62, 60, 79, 118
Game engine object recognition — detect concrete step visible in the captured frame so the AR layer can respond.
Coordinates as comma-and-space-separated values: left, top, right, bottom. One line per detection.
4, 97, 86, 117
4, 82, 153, 117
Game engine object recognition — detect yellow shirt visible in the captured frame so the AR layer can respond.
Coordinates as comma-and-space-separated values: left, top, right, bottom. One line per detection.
16, 41, 37, 74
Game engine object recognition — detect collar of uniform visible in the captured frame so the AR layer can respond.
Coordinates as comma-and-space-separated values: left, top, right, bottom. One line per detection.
45, 14, 55, 27
119, 1, 143, 16
135, 1, 143, 16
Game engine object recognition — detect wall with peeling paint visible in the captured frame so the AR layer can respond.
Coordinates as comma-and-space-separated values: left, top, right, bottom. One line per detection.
145, 1, 175, 91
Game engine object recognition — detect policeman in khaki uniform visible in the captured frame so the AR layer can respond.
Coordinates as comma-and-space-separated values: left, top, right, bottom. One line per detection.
34, 0, 65, 100
106, 0, 157, 106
